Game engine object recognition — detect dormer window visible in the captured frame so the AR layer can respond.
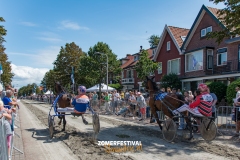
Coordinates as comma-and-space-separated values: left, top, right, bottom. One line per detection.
167, 41, 170, 51
181, 36, 186, 41
201, 26, 212, 37
134, 55, 138, 61
152, 48, 157, 56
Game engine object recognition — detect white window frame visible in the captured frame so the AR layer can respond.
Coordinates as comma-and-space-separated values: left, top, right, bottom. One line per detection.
201, 28, 206, 37
134, 56, 138, 61
167, 41, 170, 51
158, 62, 162, 74
207, 49, 213, 70
206, 26, 212, 33
217, 52, 227, 66
167, 58, 180, 75
121, 71, 124, 78
185, 50, 203, 72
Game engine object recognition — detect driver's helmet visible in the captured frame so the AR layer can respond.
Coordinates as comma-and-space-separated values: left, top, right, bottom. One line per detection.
197, 83, 208, 92
78, 86, 86, 93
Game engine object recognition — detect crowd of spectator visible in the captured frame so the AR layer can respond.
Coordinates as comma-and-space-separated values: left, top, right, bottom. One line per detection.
0, 83, 20, 160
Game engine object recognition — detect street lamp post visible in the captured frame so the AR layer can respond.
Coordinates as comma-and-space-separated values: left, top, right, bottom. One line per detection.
95, 52, 108, 93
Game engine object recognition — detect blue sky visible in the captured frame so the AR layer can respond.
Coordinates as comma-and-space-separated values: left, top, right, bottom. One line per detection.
0, 0, 225, 88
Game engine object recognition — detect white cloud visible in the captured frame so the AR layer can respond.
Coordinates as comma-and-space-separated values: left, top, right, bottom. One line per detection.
8, 46, 60, 68
11, 64, 49, 88
60, 20, 89, 30
38, 37, 63, 43
20, 21, 36, 27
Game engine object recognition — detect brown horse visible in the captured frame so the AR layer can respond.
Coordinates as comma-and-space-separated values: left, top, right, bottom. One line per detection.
55, 82, 73, 131
145, 76, 187, 130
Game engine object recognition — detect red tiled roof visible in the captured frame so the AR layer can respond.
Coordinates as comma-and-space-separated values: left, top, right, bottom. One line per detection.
121, 48, 154, 69
168, 26, 189, 48
207, 6, 220, 18
121, 55, 134, 69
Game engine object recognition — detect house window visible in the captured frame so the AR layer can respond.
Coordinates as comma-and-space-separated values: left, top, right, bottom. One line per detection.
181, 36, 186, 41
158, 62, 162, 74
207, 26, 212, 33
201, 26, 212, 37
134, 55, 138, 61
185, 50, 203, 72
167, 41, 170, 51
167, 58, 180, 75
127, 70, 132, 78
201, 29, 206, 37
207, 49, 213, 69
217, 48, 227, 65
121, 71, 124, 78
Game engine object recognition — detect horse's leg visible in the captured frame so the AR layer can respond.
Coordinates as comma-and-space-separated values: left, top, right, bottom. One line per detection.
153, 109, 162, 130
62, 114, 66, 131
58, 114, 62, 125
81, 114, 88, 125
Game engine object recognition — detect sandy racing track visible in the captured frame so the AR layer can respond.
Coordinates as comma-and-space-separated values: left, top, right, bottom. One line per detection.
20, 100, 240, 160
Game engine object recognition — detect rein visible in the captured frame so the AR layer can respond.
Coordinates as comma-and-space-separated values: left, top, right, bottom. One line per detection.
165, 94, 185, 103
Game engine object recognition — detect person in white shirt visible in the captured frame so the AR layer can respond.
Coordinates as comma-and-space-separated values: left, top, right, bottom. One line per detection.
113, 90, 120, 114
236, 86, 240, 98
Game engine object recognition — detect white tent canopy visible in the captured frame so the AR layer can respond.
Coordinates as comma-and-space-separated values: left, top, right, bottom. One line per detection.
44, 90, 53, 95
86, 83, 115, 92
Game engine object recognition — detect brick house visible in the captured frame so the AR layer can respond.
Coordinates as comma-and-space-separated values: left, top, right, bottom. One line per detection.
153, 25, 189, 87
120, 47, 155, 91
181, 5, 240, 91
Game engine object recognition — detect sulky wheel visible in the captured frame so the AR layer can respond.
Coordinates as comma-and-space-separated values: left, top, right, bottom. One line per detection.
199, 118, 217, 142
162, 118, 177, 142
92, 113, 100, 134
48, 115, 55, 139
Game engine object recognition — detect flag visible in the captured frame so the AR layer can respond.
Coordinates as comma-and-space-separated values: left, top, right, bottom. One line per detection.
192, 56, 198, 69
0, 63, 3, 74
71, 67, 75, 84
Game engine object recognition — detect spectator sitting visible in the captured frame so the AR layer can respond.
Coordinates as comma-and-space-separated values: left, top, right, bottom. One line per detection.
2, 90, 19, 109
177, 89, 182, 95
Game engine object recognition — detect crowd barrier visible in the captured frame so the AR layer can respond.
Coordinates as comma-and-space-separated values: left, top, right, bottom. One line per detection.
0, 116, 8, 160
216, 106, 240, 136
0, 107, 23, 160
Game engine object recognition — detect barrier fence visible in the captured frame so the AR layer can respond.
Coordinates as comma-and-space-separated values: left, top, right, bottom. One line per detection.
0, 108, 23, 160
0, 116, 8, 160
216, 106, 240, 136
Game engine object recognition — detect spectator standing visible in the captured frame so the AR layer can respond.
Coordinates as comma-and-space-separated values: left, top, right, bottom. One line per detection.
120, 91, 124, 101
128, 91, 137, 119
177, 89, 182, 95
3, 90, 19, 109
124, 90, 130, 105
92, 91, 98, 111
113, 90, 120, 114
103, 92, 110, 113
0, 100, 12, 159
236, 86, 240, 98
136, 92, 147, 121
167, 87, 172, 93
208, 88, 217, 119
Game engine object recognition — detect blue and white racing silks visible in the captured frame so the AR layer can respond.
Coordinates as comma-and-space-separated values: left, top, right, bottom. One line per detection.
72, 95, 90, 113
154, 92, 167, 101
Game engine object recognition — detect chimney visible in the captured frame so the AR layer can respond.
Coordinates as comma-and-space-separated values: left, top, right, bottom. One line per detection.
140, 46, 143, 52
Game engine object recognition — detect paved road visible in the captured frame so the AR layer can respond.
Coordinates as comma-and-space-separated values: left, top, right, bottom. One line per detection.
20, 99, 233, 160
18, 100, 79, 160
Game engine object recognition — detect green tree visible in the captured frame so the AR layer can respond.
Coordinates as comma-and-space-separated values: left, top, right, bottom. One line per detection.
53, 42, 84, 88
208, 0, 240, 43
135, 49, 158, 80
226, 79, 240, 104
0, 17, 14, 84
160, 73, 181, 89
207, 81, 227, 102
79, 42, 121, 88
41, 69, 56, 93
148, 34, 160, 47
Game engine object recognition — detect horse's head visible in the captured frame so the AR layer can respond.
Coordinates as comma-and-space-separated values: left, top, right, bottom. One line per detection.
145, 76, 158, 92
55, 81, 64, 95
